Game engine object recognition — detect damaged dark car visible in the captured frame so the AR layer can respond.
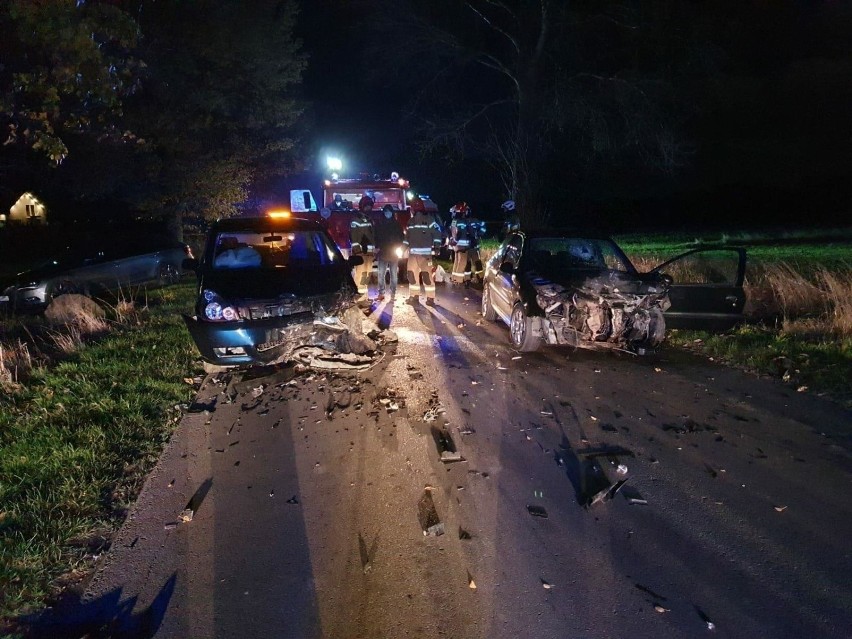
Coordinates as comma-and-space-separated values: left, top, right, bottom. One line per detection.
183, 215, 364, 366
481, 230, 746, 353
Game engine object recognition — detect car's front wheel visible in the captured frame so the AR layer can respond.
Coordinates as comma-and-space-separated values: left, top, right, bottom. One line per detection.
510, 303, 540, 352
481, 284, 497, 321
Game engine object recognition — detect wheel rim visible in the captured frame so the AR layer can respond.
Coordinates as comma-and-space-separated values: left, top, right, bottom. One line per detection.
510, 305, 525, 346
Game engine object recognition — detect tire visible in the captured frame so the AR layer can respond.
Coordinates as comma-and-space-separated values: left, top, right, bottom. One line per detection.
481, 284, 497, 321
510, 303, 540, 352
157, 262, 180, 286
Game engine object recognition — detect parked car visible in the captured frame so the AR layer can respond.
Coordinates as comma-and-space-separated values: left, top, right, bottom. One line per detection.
0, 232, 192, 313
481, 230, 746, 353
182, 215, 363, 366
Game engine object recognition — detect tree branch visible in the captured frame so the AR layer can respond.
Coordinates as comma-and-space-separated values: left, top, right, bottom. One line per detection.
465, 2, 520, 54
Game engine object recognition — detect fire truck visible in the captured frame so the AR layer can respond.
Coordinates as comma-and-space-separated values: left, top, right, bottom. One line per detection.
322, 172, 413, 229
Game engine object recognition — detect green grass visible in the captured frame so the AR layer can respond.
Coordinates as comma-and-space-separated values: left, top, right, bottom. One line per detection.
667, 326, 852, 408
614, 228, 852, 408
0, 283, 200, 622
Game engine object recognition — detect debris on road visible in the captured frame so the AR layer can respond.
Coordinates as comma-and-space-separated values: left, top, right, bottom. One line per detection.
527, 505, 548, 518
774, 505, 788, 512
418, 490, 444, 536
432, 426, 464, 463
251, 385, 265, 398
616, 464, 628, 475
541, 579, 555, 590
468, 572, 477, 590
459, 527, 472, 540
654, 605, 670, 613
178, 509, 193, 523
589, 478, 628, 507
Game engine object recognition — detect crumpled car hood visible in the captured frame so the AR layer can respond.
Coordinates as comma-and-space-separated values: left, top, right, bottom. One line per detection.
527, 268, 671, 352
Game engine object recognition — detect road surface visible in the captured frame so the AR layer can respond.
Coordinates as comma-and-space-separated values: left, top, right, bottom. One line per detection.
34, 283, 852, 638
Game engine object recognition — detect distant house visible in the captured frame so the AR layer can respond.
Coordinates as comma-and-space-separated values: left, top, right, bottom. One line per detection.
5, 192, 47, 226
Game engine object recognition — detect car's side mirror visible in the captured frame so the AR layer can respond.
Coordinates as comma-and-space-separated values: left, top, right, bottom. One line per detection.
182, 257, 199, 271
499, 261, 515, 275
348, 255, 364, 267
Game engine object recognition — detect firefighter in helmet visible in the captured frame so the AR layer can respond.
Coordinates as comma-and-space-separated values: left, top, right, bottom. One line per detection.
404, 197, 442, 306
449, 202, 485, 286
350, 195, 376, 297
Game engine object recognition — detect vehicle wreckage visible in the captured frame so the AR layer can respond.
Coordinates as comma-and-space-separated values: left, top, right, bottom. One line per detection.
182, 214, 394, 369
482, 231, 674, 353
529, 269, 671, 353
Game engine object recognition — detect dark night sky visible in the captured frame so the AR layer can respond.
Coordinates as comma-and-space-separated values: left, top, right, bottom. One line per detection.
294, 1, 852, 229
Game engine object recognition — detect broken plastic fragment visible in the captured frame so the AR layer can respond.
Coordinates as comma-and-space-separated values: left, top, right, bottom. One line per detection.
468, 573, 477, 589
616, 464, 628, 475
654, 605, 669, 613
178, 508, 194, 523
774, 505, 787, 512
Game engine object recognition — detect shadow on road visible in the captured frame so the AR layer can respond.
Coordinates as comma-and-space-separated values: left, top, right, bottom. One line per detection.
19, 573, 176, 639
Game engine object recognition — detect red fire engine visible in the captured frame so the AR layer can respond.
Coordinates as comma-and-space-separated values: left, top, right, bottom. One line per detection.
322, 172, 413, 230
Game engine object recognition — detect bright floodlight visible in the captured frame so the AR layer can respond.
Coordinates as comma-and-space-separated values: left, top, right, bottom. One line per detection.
327, 156, 343, 172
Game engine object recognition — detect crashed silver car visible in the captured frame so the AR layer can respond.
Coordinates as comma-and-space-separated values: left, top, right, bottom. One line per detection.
482, 231, 670, 353
183, 215, 370, 367
482, 230, 747, 353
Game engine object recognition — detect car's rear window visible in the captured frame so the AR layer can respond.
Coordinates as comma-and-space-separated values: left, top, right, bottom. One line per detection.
212, 231, 342, 270
528, 238, 633, 272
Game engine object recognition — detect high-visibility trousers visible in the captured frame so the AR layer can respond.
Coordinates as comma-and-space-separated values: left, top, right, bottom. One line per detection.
407, 253, 435, 299
353, 253, 374, 295
452, 249, 469, 283
468, 247, 483, 280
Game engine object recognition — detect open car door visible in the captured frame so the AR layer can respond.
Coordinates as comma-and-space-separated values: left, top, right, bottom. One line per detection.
651, 247, 747, 331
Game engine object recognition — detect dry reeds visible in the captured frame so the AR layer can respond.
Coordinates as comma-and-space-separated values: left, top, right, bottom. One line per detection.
0, 339, 33, 386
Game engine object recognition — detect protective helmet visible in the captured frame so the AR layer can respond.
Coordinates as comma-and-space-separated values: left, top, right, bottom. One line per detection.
410, 197, 426, 213
358, 195, 374, 210
501, 200, 515, 212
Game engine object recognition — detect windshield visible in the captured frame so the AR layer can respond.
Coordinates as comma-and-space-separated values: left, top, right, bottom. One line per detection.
527, 237, 634, 273
324, 189, 405, 209
212, 231, 343, 270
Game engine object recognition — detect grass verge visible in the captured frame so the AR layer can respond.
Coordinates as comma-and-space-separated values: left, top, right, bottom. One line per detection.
0, 283, 200, 624
617, 228, 852, 408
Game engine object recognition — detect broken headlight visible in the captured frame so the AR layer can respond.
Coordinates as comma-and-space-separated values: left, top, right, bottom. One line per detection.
202, 289, 240, 322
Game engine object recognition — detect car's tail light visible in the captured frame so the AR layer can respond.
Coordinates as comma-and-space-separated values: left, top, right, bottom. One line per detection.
202, 290, 240, 322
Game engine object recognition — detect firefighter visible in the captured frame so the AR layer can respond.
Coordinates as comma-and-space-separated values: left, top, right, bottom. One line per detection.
449, 202, 485, 286
350, 196, 376, 297
404, 196, 442, 306
374, 205, 405, 300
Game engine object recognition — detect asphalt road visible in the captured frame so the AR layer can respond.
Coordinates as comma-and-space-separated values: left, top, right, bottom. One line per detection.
52, 282, 852, 638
